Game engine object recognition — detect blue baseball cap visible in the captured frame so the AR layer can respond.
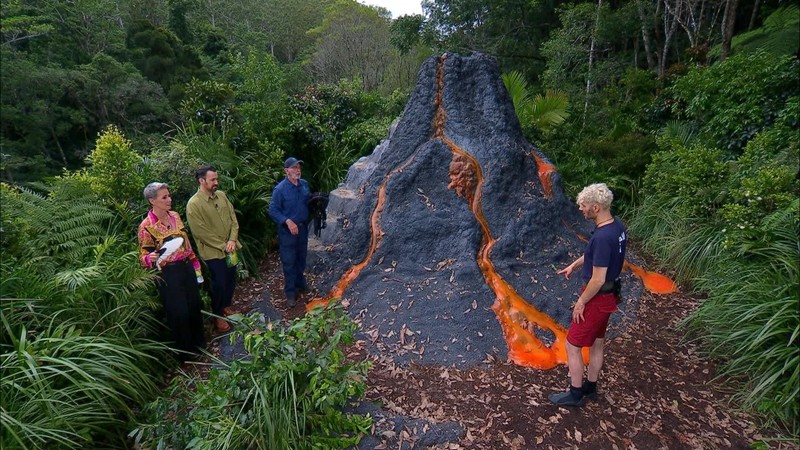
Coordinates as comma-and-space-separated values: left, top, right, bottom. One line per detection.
284, 157, 304, 168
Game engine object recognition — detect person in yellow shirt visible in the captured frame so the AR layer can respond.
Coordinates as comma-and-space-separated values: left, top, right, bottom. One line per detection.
187, 165, 241, 332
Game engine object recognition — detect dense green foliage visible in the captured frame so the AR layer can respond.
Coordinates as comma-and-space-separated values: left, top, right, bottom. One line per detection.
668, 52, 798, 154
131, 305, 372, 449
1, 0, 798, 444
629, 51, 799, 433
1, 183, 171, 449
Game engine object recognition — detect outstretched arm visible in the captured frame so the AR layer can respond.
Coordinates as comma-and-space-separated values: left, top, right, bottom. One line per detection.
557, 255, 584, 280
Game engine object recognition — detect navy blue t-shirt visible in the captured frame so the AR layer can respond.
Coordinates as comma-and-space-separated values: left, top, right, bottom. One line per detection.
269, 178, 310, 226
581, 218, 627, 284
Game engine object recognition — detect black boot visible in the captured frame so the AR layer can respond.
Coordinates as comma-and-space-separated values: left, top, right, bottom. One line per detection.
548, 385, 586, 407
582, 380, 598, 401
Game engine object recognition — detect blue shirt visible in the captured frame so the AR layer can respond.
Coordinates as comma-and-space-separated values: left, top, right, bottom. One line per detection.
269, 178, 310, 226
581, 218, 627, 283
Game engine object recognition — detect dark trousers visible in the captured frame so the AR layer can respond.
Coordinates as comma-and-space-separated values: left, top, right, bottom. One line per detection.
278, 224, 309, 297
156, 259, 206, 359
205, 258, 237, 316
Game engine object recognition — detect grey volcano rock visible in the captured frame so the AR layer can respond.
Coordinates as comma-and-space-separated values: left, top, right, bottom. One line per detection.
309, 53, 642, 368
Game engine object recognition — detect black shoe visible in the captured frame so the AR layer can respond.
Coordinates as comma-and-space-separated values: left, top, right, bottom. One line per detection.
286, 294, 296, 307
582, 381, 598, 401
548, 390, 586, 407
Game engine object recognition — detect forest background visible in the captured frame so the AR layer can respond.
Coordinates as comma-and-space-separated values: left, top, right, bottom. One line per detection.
1, 0, 797, 448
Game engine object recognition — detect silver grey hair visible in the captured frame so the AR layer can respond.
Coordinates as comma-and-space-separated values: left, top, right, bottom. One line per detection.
576, 183, 613, 209
143, 182, 169, 200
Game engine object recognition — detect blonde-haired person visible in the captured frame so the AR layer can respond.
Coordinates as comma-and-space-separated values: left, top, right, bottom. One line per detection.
138, 182, 206, 361
550, 183, 627, 406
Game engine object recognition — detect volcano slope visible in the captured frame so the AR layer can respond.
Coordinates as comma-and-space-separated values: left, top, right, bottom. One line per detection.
307, 52, 644, 371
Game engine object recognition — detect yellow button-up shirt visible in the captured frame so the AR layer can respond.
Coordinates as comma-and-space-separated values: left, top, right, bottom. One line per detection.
186, 189, 240, 261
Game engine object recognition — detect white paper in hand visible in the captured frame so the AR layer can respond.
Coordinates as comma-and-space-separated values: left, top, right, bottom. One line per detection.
156, 237, 184, 267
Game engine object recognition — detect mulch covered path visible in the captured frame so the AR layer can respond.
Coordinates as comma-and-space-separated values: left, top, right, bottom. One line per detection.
199, 253, 797, 450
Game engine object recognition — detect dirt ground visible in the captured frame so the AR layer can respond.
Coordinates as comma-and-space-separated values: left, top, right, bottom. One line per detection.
206, 253, 798, 450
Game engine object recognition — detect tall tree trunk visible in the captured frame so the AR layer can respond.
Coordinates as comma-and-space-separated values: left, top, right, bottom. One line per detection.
720, 0, 739, 60
748, 0, 760, 30
637, 0, 657, 71
50, 127, 68, 168
660, 0, 681, 78
209, 2, 215, 27
4, 164, 15, 183
583, 0, 603, 128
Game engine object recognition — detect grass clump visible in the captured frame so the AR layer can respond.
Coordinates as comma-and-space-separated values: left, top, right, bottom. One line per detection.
682, 205, 799, 432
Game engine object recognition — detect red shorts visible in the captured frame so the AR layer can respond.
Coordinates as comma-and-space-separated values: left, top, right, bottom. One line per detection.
566, 290, 618, 348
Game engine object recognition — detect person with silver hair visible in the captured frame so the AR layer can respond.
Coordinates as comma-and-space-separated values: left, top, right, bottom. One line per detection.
138, 182, 206, 361
268, 157, 311, 308
549, 183, 627, 407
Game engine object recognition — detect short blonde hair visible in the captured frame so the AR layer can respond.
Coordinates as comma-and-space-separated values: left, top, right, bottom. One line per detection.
577, 183, 613, 210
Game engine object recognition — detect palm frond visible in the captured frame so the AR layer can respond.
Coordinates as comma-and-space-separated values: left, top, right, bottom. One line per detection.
659, 120, 698, 147
530, 90, 570, 132
501, 71, 532, 119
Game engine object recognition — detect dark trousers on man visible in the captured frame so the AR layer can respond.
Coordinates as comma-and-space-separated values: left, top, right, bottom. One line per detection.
205, 258, 237, 316
157, 259, 206, 360
278, 224, 309, 298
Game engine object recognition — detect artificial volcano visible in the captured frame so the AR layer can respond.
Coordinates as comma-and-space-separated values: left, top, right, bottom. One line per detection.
308, 53, 644, 370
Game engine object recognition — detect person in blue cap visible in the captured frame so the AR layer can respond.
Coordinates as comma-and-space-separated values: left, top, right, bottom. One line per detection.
269, 157, 311, 307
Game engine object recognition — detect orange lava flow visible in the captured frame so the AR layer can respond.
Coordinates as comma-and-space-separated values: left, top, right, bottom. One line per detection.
562, 220, 677, 295
436, 57, 568, 369
623, 261, 677, 294
442, 138, 567, 369
443, 136, 568, 369
531, 151, 557, 198
307, 145, 420, 312
305, 184, 387, 311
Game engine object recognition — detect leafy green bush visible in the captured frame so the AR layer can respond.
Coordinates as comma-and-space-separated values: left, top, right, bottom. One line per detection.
287, 79, 403, 190
341, 116, 392, 156
668, 51, 799, 154
181, 79, 237, 136
83, 125, 145, 208
722, 103, 799, 222
587, 132, 655, 184
131, 304, 372, 449
642, 139, 727, 218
